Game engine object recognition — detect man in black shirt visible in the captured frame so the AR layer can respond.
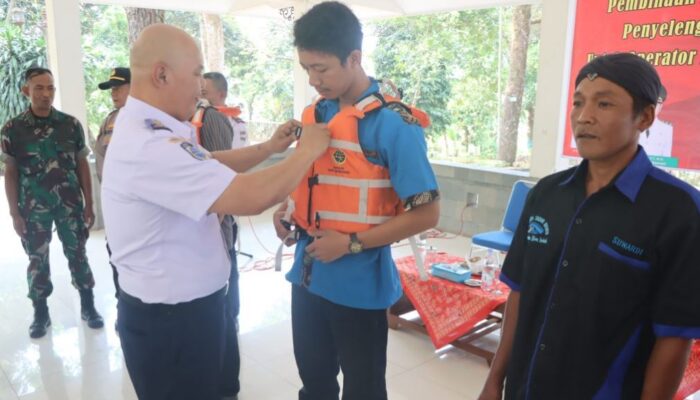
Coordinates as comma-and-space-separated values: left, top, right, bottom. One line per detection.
479, 53, 700, 400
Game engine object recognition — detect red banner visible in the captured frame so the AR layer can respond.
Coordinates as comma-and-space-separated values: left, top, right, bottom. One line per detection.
563, 0, 700, 170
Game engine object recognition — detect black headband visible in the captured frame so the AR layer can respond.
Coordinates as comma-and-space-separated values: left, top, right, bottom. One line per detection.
576, 53, 661, 106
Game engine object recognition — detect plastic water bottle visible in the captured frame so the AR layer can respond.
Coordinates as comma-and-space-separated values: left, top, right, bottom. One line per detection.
481, 249, 502, 295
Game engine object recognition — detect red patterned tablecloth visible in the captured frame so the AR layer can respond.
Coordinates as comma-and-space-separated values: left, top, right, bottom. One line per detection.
395, 253, 509, 349
675, 341, 700, 399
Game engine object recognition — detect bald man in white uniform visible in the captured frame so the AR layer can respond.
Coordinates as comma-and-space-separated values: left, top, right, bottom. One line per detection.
101, 24, 329, 400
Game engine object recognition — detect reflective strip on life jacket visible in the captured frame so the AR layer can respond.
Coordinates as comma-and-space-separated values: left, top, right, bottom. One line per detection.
329, 139, 363, 153
315, 211, 392, 225
316, 175, 392, 188
214, 105, 242, 119
354, 94, 381, 111
314, 175, 393, 225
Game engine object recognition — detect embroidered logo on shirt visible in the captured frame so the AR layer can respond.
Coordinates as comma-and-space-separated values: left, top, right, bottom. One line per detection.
611, 236, 644, 256
144, 119, 172, 132
180, 142, 211, 161
527, 215, 550, 244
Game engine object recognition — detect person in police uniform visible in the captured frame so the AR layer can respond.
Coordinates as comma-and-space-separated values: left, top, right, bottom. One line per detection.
94, 67, 130, 303
1, 67, 104, 339
478, 53, 700, 400
100, 24, 330, 400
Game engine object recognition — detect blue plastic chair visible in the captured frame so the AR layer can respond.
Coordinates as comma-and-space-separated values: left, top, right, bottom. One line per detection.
470, 180, 534, 255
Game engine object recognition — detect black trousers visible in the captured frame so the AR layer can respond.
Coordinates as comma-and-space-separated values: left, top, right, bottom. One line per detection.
118, 287, 226, 400
291, 284, 389, 400
105, 240, 120, 299
220, 224, 240, 396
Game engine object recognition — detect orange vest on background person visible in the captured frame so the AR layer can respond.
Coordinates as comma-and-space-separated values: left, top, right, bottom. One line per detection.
289, 93, 429, 235
214, 105, 242, 119
191, 106, 207, 145
191, 105, 244, 145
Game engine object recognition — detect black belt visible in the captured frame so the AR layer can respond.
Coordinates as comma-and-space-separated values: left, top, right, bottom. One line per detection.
119, 286, 227, 313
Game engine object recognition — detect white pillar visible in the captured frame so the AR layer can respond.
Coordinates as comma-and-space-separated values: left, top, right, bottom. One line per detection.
529, 0, 577, 178
292, 0, 317, 119
45, 0, 88, 129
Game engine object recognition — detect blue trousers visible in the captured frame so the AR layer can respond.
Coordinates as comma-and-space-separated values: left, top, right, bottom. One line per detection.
292, 284, 389, 400
118, 287, 226, 400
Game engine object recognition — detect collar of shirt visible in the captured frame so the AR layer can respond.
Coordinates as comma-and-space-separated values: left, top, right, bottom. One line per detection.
24, 107, 58, 124
559, 146, 653, 203
123, 96, 195, 140
315, 78, 381, 120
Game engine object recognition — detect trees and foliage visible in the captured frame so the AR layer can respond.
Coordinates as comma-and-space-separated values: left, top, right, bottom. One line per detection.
371, 6, 542, 167
2, 2, 700, 186
200, 13, 225, 72
498, 5, 531, 165
245, 20, 293, 122
0, 0, 47, 127
0, 21, 46, 126
125, 8, 164, 46
80, 4, 129, 137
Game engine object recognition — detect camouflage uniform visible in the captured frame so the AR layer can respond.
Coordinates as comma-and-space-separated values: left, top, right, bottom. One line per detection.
1, 108, 95, 301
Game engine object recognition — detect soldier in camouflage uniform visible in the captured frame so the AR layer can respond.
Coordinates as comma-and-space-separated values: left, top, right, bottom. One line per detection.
1, 67, 104, 339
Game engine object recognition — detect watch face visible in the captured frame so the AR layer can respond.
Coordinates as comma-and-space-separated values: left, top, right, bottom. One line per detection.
350, 242, 363, 253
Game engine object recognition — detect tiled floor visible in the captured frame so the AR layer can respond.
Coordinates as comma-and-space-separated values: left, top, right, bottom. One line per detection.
0, 178, 494, 399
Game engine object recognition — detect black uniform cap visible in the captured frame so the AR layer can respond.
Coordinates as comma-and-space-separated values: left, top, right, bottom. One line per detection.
98, 67, 131, 90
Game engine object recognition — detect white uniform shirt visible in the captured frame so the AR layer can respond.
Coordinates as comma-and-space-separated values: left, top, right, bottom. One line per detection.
229, 117, 248, 150
101, 97, 236, 304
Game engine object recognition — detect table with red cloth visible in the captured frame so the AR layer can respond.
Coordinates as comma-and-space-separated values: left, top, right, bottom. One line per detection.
389, 253, 509, 364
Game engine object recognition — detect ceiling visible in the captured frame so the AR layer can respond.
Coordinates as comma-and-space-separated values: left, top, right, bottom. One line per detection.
85, 0, 538, 20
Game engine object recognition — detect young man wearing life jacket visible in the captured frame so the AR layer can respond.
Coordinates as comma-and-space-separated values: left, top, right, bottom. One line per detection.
272, 2, 440, 399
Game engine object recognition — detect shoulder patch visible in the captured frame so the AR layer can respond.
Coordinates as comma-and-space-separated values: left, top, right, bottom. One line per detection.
179, 141, 212, 161
404, 190, 440, 210
385, 102, 420, 126
145, 119, 173, 132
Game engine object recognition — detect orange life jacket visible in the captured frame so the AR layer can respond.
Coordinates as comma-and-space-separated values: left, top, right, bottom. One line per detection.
191, 107, 206, 145
289, 93, 428, 234
214, 105, 242, 119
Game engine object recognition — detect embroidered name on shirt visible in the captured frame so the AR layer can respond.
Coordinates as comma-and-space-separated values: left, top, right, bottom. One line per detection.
180, 142, 211, 161
611, 236, 644, 256
527, 215, 550, 244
